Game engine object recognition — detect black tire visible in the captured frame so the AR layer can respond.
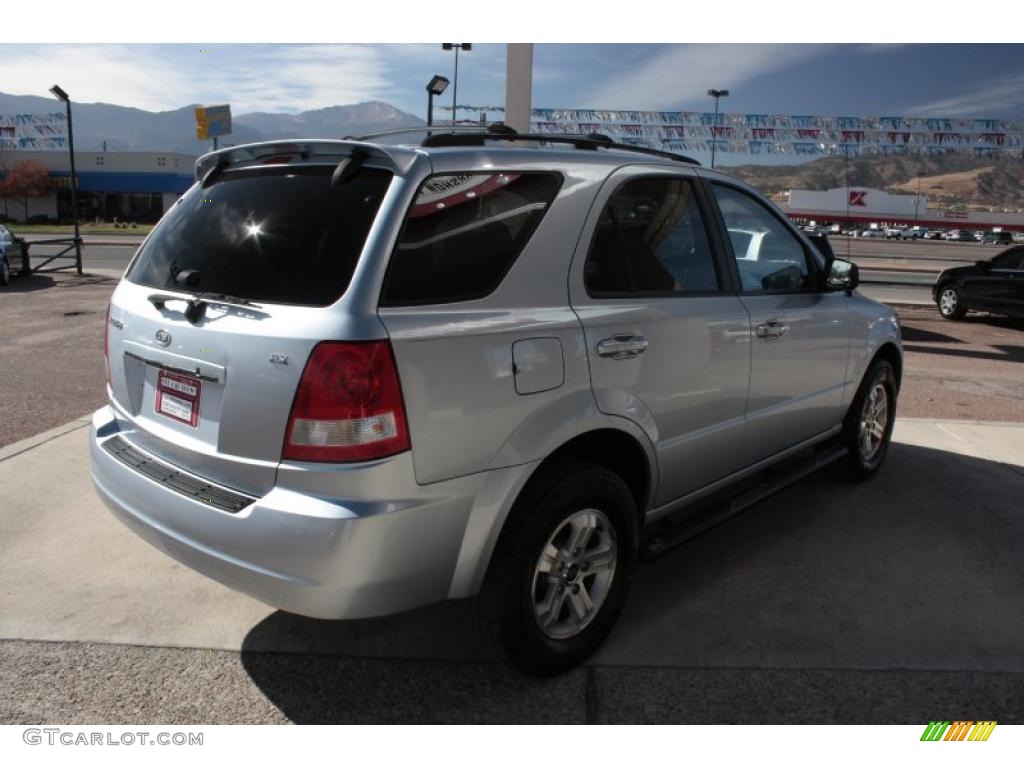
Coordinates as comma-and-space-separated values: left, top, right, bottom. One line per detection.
0, 256, 10, 286
476, 461, 638, 676
936, 283, 966, 320
841, 358, 898, 481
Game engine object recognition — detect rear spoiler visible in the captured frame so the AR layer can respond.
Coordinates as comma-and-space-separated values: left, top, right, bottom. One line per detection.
194, 139, 423, 181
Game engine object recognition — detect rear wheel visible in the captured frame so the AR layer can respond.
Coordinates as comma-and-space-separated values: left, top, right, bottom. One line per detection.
937, 284, 966, 320
476, 461, 638, 675
841, 358, 897, 480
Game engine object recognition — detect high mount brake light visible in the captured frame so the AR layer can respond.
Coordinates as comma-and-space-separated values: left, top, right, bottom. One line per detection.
282, 341, 410, 463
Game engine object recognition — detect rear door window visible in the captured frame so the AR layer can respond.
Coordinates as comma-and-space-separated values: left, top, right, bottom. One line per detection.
381, 172, 562, 305
584, 176, 721, 296
125, 165, 392, 306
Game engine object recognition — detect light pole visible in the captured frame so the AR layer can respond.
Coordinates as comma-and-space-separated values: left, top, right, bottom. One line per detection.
914, 171, 923, 226
442, 43, 472, 125
426, 75, 450, 129
707, 88, 729, 169
49, 84, 82, 274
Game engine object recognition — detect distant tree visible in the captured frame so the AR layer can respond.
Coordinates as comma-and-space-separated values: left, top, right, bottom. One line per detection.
0, 160, 54, 221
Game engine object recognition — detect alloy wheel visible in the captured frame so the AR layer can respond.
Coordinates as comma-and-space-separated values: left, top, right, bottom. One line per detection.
859, 383, 889, 461
531, 509, 618, 640
939, 288, 958, 316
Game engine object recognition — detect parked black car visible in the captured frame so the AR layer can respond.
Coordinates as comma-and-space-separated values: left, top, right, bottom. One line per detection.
0, 224, 28, 286
933, 245, 1024, 320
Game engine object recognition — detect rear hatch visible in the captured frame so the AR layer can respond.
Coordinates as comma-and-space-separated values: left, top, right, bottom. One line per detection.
106, 148, 397, 496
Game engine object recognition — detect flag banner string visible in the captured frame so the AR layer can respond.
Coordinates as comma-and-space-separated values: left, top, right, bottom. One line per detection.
0, 112, 70, 151
442, 106, 1024, 156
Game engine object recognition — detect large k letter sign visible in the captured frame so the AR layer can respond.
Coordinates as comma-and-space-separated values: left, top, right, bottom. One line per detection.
849, 190, 867, 207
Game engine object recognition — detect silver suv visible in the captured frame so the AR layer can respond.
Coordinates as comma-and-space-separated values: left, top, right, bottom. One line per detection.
90, 130, 902, 674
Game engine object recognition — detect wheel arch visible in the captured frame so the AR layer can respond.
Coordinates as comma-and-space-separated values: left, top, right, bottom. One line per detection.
447, 422, 656, 599
873, 341, 903, 391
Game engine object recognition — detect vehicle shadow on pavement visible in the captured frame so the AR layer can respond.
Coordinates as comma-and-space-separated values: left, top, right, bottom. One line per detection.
902, 343, 1024, 363
239, 442, 1024, 724
5, 273, 57, 293
898, 325, 962, 344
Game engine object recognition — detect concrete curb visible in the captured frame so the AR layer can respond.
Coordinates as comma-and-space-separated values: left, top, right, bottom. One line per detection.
0, 415, 92, 463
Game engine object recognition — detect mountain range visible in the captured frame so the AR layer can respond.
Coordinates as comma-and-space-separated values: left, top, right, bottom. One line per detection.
2, 92, 1022, 209
0, 92, 423, 155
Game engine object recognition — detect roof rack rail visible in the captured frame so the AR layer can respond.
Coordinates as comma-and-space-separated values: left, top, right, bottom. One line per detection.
350, 123, 513, 141
419, 129, 700, 165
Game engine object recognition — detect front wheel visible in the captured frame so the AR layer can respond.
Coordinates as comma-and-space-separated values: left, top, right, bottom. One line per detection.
0, 256, 10, 286
841, 359, 898, 480
937, 284, 966, 320
476, 462, 638, 675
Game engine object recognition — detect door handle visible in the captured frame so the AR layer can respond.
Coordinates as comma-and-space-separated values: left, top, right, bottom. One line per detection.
755, 321, 789, 340
597, 334, 649, 359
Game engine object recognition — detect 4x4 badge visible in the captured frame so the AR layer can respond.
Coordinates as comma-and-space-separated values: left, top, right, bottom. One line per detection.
155, 330, 172, 347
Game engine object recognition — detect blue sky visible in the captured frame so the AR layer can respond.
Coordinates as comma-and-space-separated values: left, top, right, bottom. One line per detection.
1, 43, 1022, 121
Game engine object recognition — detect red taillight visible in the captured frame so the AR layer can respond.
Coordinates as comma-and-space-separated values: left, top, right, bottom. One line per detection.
282, 341, 410, 463
103, 303, 110, 386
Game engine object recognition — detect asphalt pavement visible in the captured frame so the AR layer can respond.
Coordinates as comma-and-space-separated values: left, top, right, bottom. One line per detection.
1, 416, 1023, 723
3, 236, 1023, 724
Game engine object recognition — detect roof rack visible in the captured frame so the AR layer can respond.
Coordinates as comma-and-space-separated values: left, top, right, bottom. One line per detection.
349, 124, 507, 141
419, 127, 700, 166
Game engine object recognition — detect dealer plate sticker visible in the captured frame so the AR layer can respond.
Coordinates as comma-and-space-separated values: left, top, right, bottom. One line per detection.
156, 371, 201, 428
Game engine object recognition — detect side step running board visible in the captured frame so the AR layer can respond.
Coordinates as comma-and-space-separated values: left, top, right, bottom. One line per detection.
640, 442, 847, 560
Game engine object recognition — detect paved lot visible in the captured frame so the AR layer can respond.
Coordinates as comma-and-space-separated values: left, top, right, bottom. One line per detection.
1, 418, 1022, 723
897, 307, 1024, 422
2, 264, 1023, 724
0, 271, 115, 447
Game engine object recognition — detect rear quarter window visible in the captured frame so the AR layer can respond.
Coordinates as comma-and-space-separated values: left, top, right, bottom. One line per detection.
380, 172, 562, 306
125, 165, 392, 306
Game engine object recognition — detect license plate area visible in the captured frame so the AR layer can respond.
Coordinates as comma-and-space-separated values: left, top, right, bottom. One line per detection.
155, 370, 202, 428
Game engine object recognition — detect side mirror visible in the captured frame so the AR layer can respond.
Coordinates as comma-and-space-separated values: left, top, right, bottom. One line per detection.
826, 257, 859, 293
975, 259, 991, 269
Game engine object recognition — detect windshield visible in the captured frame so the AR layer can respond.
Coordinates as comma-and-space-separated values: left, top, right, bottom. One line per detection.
126, 165, 393, 306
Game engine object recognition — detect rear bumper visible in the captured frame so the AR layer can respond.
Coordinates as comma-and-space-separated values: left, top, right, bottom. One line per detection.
89, 405, 486, 619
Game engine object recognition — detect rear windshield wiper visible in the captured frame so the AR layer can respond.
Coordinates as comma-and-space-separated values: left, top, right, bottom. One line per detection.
148, 291, 262, 310
148, 291, 263, 324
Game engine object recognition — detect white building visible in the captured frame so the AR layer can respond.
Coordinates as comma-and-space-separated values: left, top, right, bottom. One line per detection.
783, 187, 1024, 232
0, 150, 197, 223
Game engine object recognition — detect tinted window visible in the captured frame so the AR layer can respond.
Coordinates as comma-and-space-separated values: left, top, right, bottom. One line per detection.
712, 184, 812, 292
381, 172, 561, 305
991, 249, 1023, 270
585, 177, 719, 295
125, 166, 392, 306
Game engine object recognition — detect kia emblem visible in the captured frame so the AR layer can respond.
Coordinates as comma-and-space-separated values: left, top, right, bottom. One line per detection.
155, 330, 172, 347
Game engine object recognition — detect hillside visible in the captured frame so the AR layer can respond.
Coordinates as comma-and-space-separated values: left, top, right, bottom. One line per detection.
723, 154, 1024, 211
0, 92, 424, 154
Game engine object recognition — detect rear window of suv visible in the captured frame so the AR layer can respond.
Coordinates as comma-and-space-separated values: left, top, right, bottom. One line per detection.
125, 165, 392, 306
380, 172, 562, 305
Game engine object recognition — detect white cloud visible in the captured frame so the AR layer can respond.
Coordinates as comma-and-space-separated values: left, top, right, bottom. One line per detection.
225, 45, 395, 113
0, 44, 197, 111
581, 44, 825, 110
903, 72, 1024, 116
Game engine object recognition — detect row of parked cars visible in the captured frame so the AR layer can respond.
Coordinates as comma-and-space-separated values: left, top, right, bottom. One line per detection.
802, 223, 1019, 244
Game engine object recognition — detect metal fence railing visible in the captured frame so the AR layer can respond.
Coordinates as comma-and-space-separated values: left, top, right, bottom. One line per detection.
18, 237, 83, 276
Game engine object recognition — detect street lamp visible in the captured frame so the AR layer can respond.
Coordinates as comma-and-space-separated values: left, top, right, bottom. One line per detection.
707, 88, 730, 169
915, 171, 923, 226
49, 84, 82, 274
426, 75, 450, 128
442, 43, 472, 125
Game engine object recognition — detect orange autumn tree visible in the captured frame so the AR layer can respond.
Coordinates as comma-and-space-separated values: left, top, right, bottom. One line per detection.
0, 160, 55, 221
